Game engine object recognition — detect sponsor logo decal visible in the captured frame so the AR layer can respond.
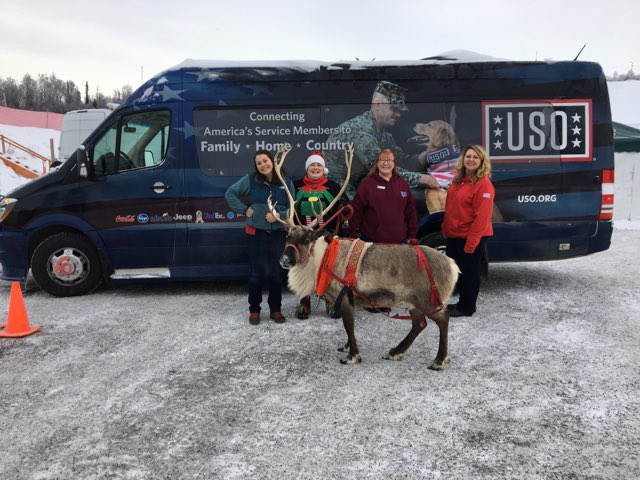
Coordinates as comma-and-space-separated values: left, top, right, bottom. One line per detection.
150, 212, 173, 223
483, 99, 592, 162
115, 215, 136, 223
137, 213, 149, 224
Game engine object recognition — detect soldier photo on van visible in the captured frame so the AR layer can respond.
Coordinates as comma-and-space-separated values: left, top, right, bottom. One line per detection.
323, 81, 441, 199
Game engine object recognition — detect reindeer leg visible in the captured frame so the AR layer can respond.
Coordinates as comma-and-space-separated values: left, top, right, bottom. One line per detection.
337, 300, 361, 364
384, 309, 427, 362
428, 310, 450, 371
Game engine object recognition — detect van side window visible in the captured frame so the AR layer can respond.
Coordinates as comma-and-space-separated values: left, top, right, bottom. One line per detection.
92, 110, 171, 176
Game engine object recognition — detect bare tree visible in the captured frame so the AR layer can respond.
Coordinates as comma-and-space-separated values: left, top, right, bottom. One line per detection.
0, 77, 20, 108
2, 74, 127, 112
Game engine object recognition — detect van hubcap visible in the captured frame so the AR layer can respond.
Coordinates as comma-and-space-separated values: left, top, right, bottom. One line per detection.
49, 248, 89, 284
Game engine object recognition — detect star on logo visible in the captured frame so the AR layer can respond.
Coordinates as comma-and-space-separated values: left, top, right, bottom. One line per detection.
572, 125, 582, 135
571, 112, 582, 123
493, 140, 503, 149
493, 115, 503, 125
493, 127, 503, 137
572, 138, 582, 148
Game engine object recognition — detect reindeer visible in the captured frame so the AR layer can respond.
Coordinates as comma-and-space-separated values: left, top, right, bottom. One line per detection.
270, 146, 460, 370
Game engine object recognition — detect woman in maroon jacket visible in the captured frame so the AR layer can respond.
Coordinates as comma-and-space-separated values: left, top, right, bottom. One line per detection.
442, 144, 495, 317
347, 148, 418, 244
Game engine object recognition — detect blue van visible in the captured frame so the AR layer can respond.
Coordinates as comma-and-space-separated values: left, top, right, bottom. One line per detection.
0, 59, 614, 296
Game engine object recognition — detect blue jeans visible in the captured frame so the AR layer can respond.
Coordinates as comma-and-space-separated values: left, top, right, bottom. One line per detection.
247, 229, 287, 313
446, 237, 487, 315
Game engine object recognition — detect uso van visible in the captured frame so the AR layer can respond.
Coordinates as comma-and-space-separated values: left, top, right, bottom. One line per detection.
0, 58, 614, 296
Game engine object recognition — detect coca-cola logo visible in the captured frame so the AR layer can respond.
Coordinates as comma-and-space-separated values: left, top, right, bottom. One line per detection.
115, 215, 136, 223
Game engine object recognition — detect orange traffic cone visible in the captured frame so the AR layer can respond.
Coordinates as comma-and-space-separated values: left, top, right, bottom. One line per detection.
0, 282, 41, 338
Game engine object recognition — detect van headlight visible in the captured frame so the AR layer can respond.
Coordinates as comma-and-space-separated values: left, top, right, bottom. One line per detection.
0, 197, 17, 223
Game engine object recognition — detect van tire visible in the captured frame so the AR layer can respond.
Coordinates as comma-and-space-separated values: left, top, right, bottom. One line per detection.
31, 233, 103, 297
421, 232, 447, 254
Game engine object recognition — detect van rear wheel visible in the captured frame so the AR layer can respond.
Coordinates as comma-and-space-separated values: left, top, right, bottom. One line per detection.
31, 233, 103, 297
421, 232, 447, 254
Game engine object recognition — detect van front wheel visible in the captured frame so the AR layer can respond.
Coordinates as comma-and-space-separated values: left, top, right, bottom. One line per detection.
31, 233, 103, 297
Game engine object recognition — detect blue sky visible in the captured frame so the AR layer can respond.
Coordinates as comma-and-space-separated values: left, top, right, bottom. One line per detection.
2, 0, 638, 95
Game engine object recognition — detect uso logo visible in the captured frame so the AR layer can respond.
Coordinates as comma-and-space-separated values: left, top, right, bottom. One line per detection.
483, 99, 592, 162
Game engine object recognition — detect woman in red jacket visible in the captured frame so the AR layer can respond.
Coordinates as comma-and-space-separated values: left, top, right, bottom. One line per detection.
347, 148, 418, 244
442, 144, 495, 317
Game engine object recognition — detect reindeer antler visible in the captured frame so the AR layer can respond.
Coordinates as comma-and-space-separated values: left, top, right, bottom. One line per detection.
306, 145, 353, 229
267, 194, 291, 227
271, 144, 297, 227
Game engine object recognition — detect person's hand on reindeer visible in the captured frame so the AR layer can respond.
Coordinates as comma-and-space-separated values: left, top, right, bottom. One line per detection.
265, 211, 280, 223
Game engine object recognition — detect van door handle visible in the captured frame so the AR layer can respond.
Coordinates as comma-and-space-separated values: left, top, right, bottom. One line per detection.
150, 182, 173, 193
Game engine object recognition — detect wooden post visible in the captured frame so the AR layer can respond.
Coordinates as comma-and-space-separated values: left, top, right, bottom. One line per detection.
47, 138, 55, 174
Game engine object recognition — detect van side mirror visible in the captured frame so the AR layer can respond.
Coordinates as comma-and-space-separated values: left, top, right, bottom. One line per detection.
77, 145, 90, 178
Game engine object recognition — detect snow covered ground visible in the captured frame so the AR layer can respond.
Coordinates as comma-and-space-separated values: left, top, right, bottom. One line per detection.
0, 123, 59, 194
0, 228, 638, 479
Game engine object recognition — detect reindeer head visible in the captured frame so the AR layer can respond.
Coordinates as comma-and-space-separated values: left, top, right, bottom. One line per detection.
280, 226, 323, 269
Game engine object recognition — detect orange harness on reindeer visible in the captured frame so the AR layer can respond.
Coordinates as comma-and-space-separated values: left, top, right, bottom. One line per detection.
316, 237, 444, 323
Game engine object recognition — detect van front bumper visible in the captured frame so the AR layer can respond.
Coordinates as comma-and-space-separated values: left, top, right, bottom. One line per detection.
0, 228, 29, 281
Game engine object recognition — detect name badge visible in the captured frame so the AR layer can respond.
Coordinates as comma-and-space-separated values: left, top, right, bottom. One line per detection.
377, 185, 386, 190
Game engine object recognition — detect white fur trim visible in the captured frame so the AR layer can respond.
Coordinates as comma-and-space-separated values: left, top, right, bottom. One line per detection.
305, 154, 329, 175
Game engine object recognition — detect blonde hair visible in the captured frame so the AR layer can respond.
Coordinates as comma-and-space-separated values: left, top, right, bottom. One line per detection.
367, 148, 400, 176
451, 144, 492, 184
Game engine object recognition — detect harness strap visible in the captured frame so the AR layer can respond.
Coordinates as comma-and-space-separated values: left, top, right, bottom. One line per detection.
343, 239, 366, 287
413, 245, 443, 306
317, 204, 354, 235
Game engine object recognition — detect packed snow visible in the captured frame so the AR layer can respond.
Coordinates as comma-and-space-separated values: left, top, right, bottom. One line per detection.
0, 123, 59, 195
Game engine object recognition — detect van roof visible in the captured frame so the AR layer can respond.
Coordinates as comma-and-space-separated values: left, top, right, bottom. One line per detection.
173, 50, 512, 72
121, 56, 605, 108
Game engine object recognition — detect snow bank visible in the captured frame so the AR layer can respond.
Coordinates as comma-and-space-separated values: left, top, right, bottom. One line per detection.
0, 124, 60, 195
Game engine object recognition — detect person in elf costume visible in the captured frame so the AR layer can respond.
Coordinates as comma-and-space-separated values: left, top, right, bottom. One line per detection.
293, 151, 348, 319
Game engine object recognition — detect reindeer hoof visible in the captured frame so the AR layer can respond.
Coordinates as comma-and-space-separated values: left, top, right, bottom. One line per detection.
428, 356, 450, 371
340, 355, 362, 365
337, 342, 350, 353
383, 350, 405, 361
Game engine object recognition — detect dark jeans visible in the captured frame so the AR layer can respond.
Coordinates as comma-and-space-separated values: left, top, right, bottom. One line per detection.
247, 229, 287, 313
446, 237, 488, 315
